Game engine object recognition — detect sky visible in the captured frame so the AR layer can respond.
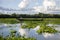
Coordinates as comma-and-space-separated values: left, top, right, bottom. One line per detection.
0, 0, 60, 14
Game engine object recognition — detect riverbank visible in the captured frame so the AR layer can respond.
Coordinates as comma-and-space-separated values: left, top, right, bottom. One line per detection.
0, 18, 60, 24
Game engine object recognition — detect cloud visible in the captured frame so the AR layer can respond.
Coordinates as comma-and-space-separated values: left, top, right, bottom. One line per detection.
32, 0, 57, 14
18, 0, 60, 14
43, 0, 56, 11
33, 6, 45, 12
18, 0, 29, 9
18, 0, 38, 9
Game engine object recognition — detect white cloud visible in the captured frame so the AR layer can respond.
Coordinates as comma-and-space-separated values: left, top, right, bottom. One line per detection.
33, 6, 41, 12
18, 0, 38, 9
18, 0, 29, 9
32, 0, 57, 14
33, 6, 45, 12
43, 0, 56, 11
18, 0, 60, 14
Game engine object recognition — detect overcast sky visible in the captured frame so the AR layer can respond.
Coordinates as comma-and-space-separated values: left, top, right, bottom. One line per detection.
0, 0, 60, 14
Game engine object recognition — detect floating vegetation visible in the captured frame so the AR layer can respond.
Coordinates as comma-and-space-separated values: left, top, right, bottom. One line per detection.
22, 21, 59, 34
0, 35, 36, 40
22, 21, 41, 29
10, 30, 17, 33
37, 25, 58, 34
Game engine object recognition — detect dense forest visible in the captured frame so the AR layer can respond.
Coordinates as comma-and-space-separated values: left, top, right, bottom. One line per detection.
0, 12, 60, 18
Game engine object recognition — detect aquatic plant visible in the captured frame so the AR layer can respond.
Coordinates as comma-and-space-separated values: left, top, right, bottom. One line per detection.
37, 25, 58, 34
0, 35, 36, 40
10, 30, 17, 33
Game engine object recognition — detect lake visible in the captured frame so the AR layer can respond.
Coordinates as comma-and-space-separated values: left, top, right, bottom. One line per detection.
0, 23, 60, 40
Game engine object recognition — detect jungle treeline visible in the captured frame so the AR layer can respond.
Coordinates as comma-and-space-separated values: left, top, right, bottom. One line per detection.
0, 12, 60, 18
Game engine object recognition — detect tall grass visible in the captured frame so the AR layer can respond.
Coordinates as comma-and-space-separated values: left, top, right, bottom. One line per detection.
0, 18, 19, 24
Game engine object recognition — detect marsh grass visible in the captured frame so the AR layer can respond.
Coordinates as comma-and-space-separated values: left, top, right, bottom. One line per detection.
0, 18, 19, 24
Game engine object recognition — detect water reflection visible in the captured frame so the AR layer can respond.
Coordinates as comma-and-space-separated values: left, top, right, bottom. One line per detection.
0, 23, 60, 40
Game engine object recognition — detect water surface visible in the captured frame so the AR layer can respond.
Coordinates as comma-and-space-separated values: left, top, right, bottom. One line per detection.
0, 23, 60, 40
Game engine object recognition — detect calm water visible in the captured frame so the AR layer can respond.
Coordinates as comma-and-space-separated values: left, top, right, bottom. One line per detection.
0, 23, 60, 40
